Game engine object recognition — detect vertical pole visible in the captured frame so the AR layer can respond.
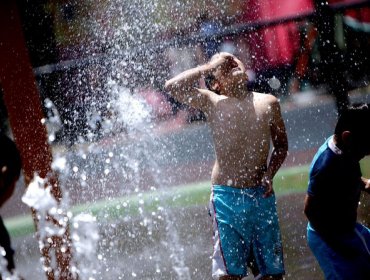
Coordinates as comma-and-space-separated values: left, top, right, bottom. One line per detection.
314, 0, 349, 113
0, 1, 75, 279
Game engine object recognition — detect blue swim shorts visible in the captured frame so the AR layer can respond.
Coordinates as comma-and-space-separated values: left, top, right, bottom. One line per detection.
209, 185, 285, 279
307, 222, 370, 280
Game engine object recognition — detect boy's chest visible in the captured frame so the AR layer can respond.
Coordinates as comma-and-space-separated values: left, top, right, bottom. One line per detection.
212, 101, 270, 129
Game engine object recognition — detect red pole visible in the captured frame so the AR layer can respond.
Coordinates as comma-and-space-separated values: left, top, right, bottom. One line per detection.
0, 1, 75, 279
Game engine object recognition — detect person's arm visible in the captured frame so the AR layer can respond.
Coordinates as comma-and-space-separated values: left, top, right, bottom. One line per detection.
304, 193, 332, 235
304, 193, 361, 257
263, 97, 288, 197
164, 64, 214, 111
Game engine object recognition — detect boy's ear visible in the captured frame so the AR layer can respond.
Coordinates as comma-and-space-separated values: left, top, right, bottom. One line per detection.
342, 131, 351, 145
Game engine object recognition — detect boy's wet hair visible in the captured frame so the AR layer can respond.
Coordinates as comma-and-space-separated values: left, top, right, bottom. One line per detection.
335, 103, 370, 138
205, 74, 220, 95
0, 134, 21, 196
204, 74, 215, 90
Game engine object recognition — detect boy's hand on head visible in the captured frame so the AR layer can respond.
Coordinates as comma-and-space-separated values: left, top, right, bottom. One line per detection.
209, 53, 236, 72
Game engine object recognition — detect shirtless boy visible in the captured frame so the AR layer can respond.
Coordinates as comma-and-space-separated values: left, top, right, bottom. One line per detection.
165, 52, 288, 280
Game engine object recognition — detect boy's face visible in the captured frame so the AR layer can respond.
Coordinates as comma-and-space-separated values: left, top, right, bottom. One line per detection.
344, 132, 370, 160
356, 139, 370, 159
212, 54, 248, 91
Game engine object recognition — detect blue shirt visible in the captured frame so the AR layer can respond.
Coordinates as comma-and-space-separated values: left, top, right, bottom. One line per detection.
307, 136, 362, 234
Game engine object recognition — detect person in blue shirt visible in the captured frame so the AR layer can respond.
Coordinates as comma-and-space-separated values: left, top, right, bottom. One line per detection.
304, 103, 370, 279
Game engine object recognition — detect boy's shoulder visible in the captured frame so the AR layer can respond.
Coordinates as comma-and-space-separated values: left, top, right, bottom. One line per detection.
252, 91, 278, 104
310, 141, 339, 177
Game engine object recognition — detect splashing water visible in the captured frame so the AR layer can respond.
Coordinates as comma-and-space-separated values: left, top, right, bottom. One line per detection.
30, 79, 192, 278
71, 214, 100, 279
22, 176, 66, 239
43, 98, 63, 144
103, 81, 192, 279
107, 79, 152, 133
0, 247, 22, 280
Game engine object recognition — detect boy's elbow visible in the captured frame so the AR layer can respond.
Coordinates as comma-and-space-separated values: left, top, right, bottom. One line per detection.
277, 142, 288, 157
164, 80, 178, 94
164, 80, 172, 92
284, 146, 288, 158
281, 138, 288, 154
279, 148, 288, 162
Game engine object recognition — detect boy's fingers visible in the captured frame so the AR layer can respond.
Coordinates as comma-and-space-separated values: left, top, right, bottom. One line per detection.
262, 177, 274, 198
263, 186, 273, 198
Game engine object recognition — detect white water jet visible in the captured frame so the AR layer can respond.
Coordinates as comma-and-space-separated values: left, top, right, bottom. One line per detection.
71, 213, 100, 279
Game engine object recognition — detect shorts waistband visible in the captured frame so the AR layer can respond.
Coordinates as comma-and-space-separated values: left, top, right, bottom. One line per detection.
213, 184, 266, 195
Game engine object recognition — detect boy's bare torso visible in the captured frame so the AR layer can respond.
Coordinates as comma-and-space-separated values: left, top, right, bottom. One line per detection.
208, 92, 272, 188
164, 52, 287, 192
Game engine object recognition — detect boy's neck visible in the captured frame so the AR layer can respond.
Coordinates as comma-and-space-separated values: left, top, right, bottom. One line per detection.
222, 84, 249, 99
333, 135, 346, 153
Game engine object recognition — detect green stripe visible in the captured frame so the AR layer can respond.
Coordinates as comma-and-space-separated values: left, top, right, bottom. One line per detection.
4, 164, 311, 238
8, 157, 370, 238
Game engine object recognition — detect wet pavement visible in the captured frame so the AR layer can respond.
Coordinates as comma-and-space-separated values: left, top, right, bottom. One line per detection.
11, 192, 370, 280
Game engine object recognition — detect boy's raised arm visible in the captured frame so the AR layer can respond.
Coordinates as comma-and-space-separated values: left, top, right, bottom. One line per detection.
164, 63, 213, 110
164, 54, 231, 110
